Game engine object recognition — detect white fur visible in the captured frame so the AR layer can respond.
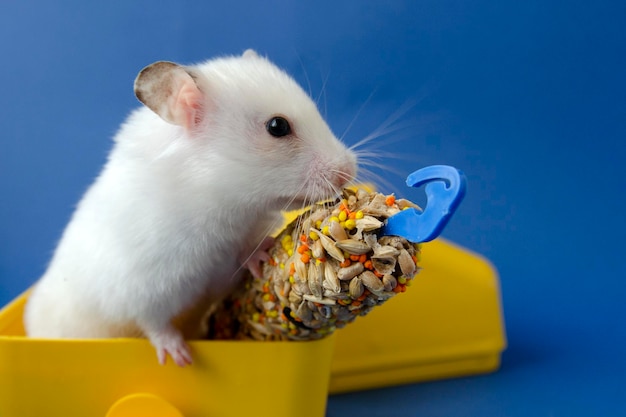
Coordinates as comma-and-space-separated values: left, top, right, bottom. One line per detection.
24, 51, 357, 365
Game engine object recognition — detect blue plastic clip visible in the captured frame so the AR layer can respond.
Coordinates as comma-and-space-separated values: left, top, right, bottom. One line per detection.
380, 165, 467, 243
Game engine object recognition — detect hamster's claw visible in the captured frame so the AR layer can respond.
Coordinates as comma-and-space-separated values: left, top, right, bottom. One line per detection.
149, 326, 193, 367
245, 236, 275, 279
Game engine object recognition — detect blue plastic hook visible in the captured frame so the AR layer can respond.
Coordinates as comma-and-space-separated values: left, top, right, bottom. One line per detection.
380, 165, 466, 243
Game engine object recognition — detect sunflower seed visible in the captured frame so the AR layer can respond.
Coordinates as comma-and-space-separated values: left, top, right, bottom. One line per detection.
302, 294, 336, 305
311, 239, 324, 259
356, 215, 384, 232
310, 228, 345, 262
398, 248, 416, 277
349, 276, 364, 299
294, 258, 307, 282
335, 239, 372, 255
308, 262, 323, 298
360, 271, 385, 294
337, 262, 365, 281
329, 220, 348, 241
382, 274, 397, 291
296, 300, 313, 322
373, 245, 400, 258
322, 262, 341, 292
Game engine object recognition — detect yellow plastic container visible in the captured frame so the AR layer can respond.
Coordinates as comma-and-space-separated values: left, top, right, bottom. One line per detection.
0, 239, 505, 416
330, 238, 506, 393
0, 292, 335, 417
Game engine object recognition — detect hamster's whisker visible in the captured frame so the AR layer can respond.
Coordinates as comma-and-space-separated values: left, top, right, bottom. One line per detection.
315, 69, 331, 119
355, 166, 401, 196
349, 124, 413, 152
291, 181, 312, 240
323, 174, 344, 202
339, 89, 377, 143
348, 98, 421, 156
354, 153, 412, 175
295, 51, 313, 99
352, 149, 409, 161
369, 100, 417, 141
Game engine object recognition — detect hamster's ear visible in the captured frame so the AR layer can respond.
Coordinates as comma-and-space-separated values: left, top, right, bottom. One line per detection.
134, 61, 204, 131
242, 49, 259, 59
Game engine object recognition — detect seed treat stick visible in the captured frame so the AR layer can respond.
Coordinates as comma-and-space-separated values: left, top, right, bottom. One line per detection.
208, 188, 422, 341
209, 166, 466, 341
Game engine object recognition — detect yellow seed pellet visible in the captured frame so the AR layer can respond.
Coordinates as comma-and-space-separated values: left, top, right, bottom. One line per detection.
309, 231, 319, 241
287, 249, 294, 256
281, 239, 293, 252
338, 211, 347, 222
252, 313, 260, 322
315, 220, 322, 228
267, 310, 278, 318
289, 275, 295, 284
398, 276, 407, 285
322, 225, 330, 235
279, 263, 285, 269
329, 216, 340, 223
355, 210, 364, 219
345, 219, 357, 230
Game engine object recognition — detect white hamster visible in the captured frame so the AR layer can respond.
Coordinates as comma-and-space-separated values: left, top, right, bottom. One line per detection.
24, 49, 357, 366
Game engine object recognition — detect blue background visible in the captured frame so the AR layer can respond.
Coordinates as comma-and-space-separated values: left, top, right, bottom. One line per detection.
1, 1, 625, 415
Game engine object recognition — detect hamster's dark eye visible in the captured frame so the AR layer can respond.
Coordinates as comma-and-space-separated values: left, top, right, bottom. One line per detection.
266, 116, 292, 137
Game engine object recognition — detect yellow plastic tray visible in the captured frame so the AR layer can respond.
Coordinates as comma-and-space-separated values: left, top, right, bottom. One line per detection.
0, 292, 335, 417
0, 239, 505, 416
330, 238, 506, 393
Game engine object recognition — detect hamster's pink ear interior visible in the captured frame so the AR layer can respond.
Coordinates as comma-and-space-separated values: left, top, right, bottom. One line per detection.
134, 61, 204, 131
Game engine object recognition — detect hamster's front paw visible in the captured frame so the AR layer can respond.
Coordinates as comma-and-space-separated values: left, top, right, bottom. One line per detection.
148, 325, 193, 367
244, 236, 275, 279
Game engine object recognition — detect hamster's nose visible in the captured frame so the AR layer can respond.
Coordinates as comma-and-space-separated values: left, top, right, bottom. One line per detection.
334, 160, 357, 189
